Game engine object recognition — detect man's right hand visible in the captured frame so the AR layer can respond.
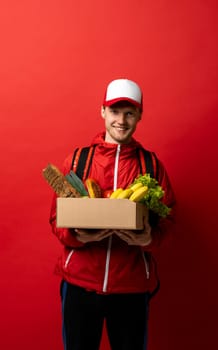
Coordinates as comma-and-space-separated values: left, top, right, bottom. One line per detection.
74, 228, 113, 243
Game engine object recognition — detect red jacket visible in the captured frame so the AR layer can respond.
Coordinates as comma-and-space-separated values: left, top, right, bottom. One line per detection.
49, 132, 176, 294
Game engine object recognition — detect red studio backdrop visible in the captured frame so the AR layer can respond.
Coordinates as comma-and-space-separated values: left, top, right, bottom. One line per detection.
0, 1, 217, 349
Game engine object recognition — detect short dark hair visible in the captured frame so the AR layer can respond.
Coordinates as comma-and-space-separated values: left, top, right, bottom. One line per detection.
105, 100, 142, 113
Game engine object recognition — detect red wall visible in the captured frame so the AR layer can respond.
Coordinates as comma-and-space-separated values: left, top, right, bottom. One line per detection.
1, 1, 218, 349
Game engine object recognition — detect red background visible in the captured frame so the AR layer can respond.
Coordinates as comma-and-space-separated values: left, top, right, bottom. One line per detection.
0, 1, 217, 349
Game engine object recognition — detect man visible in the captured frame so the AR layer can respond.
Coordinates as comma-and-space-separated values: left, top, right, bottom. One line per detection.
49, 78, 176, 350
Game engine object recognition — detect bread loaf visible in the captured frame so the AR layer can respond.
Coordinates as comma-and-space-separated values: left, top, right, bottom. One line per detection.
42, 164, 81, 198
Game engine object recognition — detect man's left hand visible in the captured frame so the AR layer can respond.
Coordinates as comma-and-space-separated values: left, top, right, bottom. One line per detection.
115, 221, 152, 246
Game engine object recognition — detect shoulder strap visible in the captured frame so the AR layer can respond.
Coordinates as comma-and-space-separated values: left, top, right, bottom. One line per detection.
71, 145, 96, 181
137, 148, 159, 180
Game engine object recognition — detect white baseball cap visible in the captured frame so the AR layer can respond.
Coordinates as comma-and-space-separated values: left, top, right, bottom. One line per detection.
103, 79, 143, 110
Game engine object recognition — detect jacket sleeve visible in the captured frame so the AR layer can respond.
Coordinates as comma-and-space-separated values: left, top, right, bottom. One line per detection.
49, 153, 85, 248
143, 156, 176, 252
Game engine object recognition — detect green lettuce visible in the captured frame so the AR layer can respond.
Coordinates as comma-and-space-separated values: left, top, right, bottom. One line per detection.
133, 174, 171, 218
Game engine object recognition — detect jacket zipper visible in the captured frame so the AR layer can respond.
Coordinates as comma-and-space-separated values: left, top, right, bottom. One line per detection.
64, 249, 74, 268
102, 144, 121, 292
142, 252, 150, 279
113, 144, 121, 191
102, 235, 112, 292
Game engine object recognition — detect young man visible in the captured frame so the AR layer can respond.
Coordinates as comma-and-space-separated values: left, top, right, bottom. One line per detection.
49, 78, 176, 350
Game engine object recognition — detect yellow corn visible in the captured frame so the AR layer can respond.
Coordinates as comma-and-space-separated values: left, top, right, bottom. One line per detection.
85, 178, 102, 198
129, 186, 148, 202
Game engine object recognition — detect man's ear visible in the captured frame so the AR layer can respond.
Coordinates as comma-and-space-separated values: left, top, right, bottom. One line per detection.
137, 109, 142, 122
101, 106, 105, 118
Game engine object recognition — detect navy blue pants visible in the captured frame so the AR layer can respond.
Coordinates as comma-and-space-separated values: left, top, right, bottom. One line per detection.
61, 281, 150, 350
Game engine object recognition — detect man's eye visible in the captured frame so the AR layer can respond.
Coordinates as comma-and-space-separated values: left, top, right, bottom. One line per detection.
111, 109, 119, 114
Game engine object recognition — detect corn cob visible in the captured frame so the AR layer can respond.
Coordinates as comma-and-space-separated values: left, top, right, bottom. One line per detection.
42, 164, 81, 198
129, 186, 148, 202
85, 178, 102, 198
66, 171, 88, 196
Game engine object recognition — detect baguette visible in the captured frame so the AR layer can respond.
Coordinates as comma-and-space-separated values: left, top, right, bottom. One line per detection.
42, 164, 81, 198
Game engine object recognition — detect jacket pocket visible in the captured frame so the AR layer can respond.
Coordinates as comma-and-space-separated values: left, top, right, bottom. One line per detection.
142, 252, 150, 279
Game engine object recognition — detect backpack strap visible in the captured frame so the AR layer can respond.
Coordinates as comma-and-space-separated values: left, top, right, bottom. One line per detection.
71, 145, 96, 181
137, 148, 159, 180
137, 148, 161, 227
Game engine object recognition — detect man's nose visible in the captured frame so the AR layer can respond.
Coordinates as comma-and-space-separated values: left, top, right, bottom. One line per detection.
117, 113, 126, 123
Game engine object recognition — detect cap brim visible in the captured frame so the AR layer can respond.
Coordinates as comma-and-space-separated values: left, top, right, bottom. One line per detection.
104, 97, 142, 109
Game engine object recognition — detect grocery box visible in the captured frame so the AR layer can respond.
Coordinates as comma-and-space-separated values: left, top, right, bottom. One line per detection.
56, 198, 148, 230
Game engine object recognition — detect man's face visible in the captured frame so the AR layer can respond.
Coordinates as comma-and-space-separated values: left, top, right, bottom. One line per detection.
101, 102, 142, 144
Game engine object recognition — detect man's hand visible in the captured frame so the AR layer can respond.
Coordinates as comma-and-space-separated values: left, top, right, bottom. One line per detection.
115, 221, 152, 246
75, 228, 113, 243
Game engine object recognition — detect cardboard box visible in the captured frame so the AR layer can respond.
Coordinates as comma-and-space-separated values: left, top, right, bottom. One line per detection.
57, 198, 148, 230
